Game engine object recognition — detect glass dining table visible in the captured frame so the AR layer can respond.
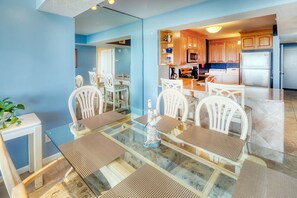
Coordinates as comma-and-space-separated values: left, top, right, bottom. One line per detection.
46, 113, 297, 198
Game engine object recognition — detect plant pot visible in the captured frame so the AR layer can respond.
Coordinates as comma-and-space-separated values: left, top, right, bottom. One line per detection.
0, 112, 10, 124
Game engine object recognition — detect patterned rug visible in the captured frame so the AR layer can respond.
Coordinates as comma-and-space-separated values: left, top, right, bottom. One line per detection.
29, 172, 95, 198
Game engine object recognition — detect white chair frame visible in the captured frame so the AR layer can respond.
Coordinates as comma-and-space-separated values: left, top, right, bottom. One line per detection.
75, 75, 83, 88
68, 86, 104, 125
208, 82, 252, 139
195, 95, 248, 140
0, 134, 66, 198
156, 88, 189, 122
88, 71, 97, 87
104, 74, 129, 111
161, 78, 197, 120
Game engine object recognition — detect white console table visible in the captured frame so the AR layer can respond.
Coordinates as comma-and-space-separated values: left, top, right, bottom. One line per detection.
1, 113, 43, 188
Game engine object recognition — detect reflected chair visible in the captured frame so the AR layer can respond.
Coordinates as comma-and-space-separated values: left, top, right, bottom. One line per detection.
161, 78, 198, 120
68, 86, 104, 125
75, 75, 84, 88
88, 71, 97, 87
0, 135, 95, 198
156, 88, 189, 122
207, 82, 252, 139
104, 74, 129, 111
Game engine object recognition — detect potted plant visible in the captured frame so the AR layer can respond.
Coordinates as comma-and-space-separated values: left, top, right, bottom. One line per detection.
0, 98, 25, 129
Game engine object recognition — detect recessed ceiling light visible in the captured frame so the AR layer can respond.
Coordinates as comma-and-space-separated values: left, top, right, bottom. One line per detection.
91, 5, 97, 10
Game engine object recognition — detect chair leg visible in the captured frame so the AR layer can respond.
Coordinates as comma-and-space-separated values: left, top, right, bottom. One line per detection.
113, 92, 116, 111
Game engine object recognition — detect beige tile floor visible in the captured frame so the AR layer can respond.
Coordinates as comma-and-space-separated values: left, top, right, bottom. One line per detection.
0, 90, 297, 197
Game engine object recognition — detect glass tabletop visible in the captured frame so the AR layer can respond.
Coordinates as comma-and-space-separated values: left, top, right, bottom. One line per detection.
46, 114, 297, 197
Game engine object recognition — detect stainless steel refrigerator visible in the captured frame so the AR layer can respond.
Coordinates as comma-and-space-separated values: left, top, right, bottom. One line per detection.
240, 52, 271, 88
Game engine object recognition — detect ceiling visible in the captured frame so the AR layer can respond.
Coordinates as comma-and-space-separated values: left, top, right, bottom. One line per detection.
189, 15, 276, 40
75, 7, 139, 35
38, 0, 104, 17
101, 0, 207, 19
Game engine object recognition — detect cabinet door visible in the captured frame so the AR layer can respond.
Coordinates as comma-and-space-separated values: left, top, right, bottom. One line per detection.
208, 43, 217, 63
236, 43, 241, 63
181, 35, 187, 65
257, 34, 272, 49
198, 38, 206, 64
225, 41, 236, 63
187, 36, 193, 48
192, 37, 198, 48
241, 36, 255, 50
216, 42, 225, 63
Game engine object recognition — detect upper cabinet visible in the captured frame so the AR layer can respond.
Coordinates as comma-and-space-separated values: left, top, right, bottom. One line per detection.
180, 30, 206, 65
240, 30, 273, 50
209, 38, 241, 63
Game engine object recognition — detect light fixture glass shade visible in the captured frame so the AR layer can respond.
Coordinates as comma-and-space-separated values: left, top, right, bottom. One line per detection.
108, 0, 115, 4
91, 5, 97, 10
206, 26, 222, 33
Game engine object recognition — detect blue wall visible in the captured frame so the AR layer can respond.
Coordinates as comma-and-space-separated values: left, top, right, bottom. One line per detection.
0, 0, 74, 169
75, 45, 97, 85
115, 48, 131, 75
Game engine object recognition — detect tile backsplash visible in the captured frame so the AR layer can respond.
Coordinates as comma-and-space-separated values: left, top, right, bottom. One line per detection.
210, 63, 239, 69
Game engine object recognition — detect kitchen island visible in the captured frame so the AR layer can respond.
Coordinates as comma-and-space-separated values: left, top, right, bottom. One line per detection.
179, 78, 284, 153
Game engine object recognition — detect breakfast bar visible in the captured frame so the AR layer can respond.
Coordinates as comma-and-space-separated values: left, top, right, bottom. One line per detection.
178, 78, 284, 153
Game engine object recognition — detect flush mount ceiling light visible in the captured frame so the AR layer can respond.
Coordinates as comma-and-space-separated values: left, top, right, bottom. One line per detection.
108, 0, 115, 4
206, 26, 222, 33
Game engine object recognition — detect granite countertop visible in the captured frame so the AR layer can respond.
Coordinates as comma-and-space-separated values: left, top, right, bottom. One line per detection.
171, 78, 284, 101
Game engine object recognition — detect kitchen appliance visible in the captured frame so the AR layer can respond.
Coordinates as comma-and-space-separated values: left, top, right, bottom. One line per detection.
240, 52, 271, 88
187, 49, 199, 63
169, 67, 177, 79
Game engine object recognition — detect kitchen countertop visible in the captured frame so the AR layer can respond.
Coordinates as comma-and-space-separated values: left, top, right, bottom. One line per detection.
179, 78, 283, 101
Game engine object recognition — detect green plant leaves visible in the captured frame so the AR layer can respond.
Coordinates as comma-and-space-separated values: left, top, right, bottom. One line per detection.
16, 104, 25, 110
0, 98, 25, 130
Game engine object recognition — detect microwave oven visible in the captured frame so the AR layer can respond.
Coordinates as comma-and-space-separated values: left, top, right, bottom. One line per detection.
187, 49, 199, 63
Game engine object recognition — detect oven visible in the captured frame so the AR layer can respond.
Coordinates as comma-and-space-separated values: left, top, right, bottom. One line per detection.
187, 49, 199, 63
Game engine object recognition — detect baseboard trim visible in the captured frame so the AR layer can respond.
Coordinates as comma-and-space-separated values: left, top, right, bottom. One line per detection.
0, 152, 62, 182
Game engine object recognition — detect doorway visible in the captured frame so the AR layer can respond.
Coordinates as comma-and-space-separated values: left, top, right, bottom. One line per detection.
283, 45, 297, 90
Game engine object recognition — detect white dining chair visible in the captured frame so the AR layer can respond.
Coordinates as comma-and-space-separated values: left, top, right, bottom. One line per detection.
195, 95, 248, 140
104, 74, 129, 111
161, 78, 198, 120
88, 71, 97, 87
207, 82, 252, 139
0, 135, 95, 198
68, 86, 104, 125
156, 88, 189, 122
75, 75, 84, 88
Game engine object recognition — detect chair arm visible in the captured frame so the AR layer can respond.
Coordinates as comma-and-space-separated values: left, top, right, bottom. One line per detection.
22, 156, 65, 186
11, 183, 28, 198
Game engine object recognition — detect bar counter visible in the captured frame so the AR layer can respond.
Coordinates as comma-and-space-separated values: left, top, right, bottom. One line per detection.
172, 78, 284, 154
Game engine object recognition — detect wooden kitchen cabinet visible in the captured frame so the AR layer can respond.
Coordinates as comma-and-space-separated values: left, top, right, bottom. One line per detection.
180, 30, 206, 64
209, 38, 241, 63
209, 40, 225, 63
225, 38, 241, 63
241, 30, 273, 50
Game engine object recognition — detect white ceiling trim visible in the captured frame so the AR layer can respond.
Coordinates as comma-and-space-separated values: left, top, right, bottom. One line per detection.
37, 0, 104, 17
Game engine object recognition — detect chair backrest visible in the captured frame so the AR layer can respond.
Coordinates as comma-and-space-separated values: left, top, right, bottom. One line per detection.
156, 89, 189, 122
68, 86, 104, 124
75, 75, 84, 88
104, 74, 115, 91
195, 95, 248, 140
88, 71, 97, 87
0, 135, 24, 197
161, 78, 183, 92
208, 82, 245, 108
